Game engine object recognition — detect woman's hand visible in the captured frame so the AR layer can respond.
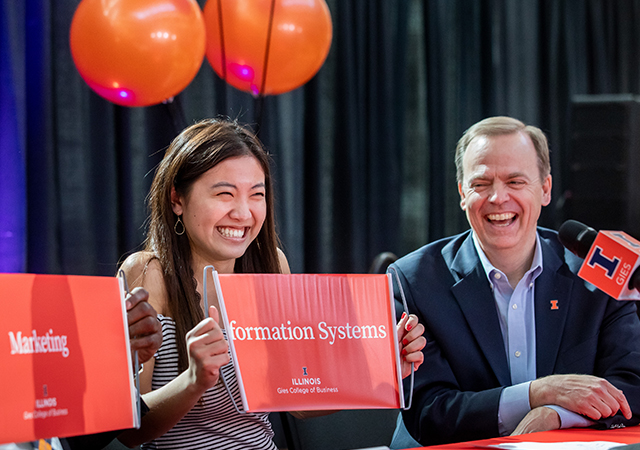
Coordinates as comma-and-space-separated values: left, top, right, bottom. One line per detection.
186, 305, 230, 392
397, 312, 426, 379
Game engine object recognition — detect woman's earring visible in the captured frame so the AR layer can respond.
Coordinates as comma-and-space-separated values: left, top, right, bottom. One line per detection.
174, 215, 185, 236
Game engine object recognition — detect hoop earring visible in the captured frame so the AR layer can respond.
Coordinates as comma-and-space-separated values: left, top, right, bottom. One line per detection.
174, 216, 185, 236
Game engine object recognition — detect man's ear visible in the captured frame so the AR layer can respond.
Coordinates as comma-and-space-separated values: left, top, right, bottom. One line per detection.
541, 175, 552, 207
458, 183, 467, 211
170, 186, 183, 216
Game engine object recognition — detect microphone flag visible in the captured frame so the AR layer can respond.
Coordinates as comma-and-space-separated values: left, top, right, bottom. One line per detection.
578, 230, 640, 301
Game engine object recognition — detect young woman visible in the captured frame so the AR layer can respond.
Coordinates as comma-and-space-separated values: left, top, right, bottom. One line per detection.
117, 118, 425, 449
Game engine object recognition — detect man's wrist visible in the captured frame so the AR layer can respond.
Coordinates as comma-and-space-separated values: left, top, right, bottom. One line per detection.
529, 378, 545, 409
540, 406, 561, 429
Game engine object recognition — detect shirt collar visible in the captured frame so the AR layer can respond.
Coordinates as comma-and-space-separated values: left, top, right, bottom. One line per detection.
472, 231, 544, 288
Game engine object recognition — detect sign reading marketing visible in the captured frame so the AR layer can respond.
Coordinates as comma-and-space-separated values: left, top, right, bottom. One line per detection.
214, 273, 404, 412
8, 329, 70, 358
0, 273, 137, 445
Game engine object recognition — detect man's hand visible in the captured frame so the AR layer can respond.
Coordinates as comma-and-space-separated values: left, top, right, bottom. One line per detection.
126, 287, 162, 364
397, 312, 426, 378
512, 407, 561, 435
530, 374, 631, 420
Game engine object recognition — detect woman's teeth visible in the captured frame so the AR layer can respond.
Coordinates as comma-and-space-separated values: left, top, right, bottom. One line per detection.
218, 227, 244, 238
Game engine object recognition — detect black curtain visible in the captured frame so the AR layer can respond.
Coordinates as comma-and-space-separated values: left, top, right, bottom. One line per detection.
3, 0, 640, 277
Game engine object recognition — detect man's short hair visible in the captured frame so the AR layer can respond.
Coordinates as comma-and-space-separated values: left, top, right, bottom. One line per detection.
455, 116, 551, 184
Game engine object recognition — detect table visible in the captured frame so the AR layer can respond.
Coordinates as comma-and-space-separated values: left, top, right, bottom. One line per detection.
417, 426, 640, 449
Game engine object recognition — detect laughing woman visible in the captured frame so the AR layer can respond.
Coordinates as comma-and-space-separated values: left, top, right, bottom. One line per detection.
117, 118, 425, 450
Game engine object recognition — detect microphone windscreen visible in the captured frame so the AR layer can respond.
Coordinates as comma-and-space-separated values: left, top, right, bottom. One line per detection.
558, 219, 598, 259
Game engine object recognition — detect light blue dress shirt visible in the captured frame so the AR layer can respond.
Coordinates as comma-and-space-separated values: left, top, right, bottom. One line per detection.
472, 232, 594, 435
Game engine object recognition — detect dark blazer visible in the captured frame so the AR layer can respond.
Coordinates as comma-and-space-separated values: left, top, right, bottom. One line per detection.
392, 228, 640, 445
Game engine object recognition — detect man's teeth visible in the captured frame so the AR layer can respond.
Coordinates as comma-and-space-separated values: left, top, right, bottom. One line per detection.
487, 213, 515, 221
218, 227, 244, 238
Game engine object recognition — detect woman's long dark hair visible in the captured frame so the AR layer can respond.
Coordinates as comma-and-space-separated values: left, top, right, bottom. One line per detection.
145, 118, 281, 371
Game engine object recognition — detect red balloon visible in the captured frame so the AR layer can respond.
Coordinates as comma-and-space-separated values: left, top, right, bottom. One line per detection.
70, 0, 206, 107
203, 0, 333, 96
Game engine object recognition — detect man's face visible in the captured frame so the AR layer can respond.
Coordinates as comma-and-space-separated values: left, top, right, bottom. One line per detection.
458, 131, 552, 260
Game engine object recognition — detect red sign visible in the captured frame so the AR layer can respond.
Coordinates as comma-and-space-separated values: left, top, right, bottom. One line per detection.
0, 273, 137, 445
214, 273, 404, 412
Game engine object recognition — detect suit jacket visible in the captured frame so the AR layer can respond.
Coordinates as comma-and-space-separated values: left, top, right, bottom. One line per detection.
392, 228, 640, 445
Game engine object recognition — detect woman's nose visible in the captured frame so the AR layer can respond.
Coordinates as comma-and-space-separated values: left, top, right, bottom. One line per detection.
229, 199, 252, 220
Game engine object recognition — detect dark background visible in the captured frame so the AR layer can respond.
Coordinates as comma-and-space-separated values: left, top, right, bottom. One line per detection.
3, 0, 640, 277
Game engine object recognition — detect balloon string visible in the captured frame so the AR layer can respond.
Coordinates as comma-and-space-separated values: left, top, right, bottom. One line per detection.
163, 96, 187, 136
254, 96, 265, 138
217, 0, 227, 82
259, 0, 277, 97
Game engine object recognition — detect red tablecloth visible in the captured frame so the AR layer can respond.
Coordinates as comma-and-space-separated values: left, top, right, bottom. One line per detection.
416, 426, 640, 449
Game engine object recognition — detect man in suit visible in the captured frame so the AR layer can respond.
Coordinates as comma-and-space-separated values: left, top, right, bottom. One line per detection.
392, 116, 640, 446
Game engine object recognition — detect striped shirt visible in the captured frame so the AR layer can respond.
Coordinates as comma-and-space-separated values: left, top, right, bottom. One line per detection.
141, 315, 277, 450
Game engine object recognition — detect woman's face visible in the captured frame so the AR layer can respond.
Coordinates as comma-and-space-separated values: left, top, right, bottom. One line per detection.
171, 155, 267, 271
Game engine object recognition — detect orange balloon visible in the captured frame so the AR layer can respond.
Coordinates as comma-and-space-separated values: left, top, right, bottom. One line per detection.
204, 0, 332, 96
70, 0, 206, 107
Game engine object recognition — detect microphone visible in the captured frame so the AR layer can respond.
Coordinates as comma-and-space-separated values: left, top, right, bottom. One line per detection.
558, 220, 640, 300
